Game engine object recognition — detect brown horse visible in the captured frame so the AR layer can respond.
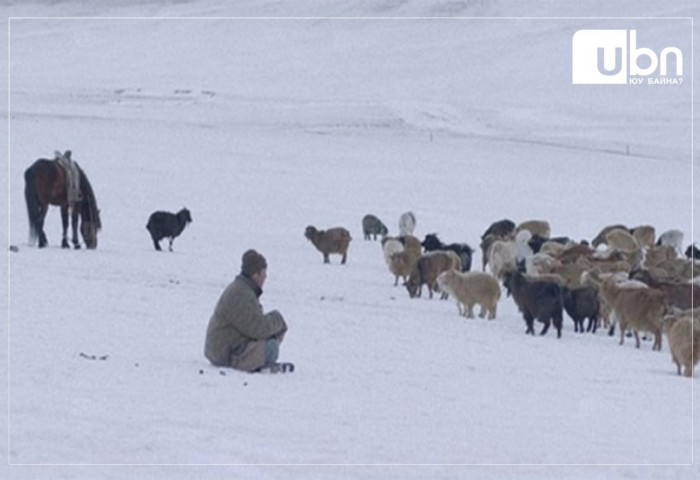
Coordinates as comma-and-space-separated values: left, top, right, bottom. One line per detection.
24, 158, 101, 249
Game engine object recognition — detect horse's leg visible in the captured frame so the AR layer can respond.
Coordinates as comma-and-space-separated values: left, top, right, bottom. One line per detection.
60, 206, 70, 248
71, 208, 81, 249
37, 206, 48, 248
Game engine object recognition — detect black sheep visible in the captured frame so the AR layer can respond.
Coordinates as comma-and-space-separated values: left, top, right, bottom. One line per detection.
502, 270, 563, 338
146, 208, 192, 252
685, 244, 700, 260
562, 285, 600, 334
421, 233, 474, 272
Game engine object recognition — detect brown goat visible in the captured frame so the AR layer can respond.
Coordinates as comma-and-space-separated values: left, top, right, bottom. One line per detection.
576, 256, 632, 275
555, 244, 596, 264
405, 251, 454, 299
304, 226, 351, 264
401, 235, 423, 258
630, 269, 699, 310
653, 258, 696, 282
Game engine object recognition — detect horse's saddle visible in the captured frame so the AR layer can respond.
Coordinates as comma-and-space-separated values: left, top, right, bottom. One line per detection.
54, 150, 82, 204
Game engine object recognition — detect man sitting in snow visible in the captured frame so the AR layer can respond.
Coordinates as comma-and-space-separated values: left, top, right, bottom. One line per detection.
204, 249, 291, 373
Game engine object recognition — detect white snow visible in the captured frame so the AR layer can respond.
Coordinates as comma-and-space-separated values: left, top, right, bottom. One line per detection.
2, 1, 699, 479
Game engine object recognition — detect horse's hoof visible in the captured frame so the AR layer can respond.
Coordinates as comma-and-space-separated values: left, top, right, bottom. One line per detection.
73, 244, 81, 250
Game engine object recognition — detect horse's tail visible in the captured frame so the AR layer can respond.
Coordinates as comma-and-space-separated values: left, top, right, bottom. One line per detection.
24, 167, 41, 246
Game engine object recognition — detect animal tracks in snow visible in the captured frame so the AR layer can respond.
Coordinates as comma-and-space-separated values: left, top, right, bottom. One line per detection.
111, 87, 217, 105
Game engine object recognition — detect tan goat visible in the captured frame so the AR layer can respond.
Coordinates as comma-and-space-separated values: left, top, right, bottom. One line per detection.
402, 235, 423, 258
599, 276, 666, 350
630, 225, 655, 249
555, 244, 596, 264
538, 261, 586, 287
580, 271, 649, 332
515, 220, 551, 239
539, 241, 567, 257
605, 228, 640, 253
389, 250, 419, 286
480, 233, 512, 272
384, 235, 423, 285
437, 270, 501, 319
664, 310, 700, 377
591, 224, 628, 248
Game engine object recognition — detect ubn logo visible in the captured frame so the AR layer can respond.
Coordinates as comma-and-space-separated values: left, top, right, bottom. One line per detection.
572, 29, 683, 84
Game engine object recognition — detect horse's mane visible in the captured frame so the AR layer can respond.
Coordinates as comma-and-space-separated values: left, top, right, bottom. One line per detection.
77, 164, 101, 230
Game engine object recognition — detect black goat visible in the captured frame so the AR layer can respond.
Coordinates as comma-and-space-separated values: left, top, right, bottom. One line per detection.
421, 233, 474, 272
481, 219, 515, 240
562, 285, 600, 334
527, 234, 571, 254
503, 270, 563, 338
146, 208, 192, 251
361, 214, 388, 240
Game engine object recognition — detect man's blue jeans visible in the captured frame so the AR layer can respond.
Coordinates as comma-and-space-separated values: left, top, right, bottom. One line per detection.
264, 337, 280, 367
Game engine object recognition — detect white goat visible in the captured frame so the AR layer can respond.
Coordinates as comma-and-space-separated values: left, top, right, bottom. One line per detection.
515, 230, 534, 267
398, 211, 416, 237
488, 238, 517, 280
382, 236, 404, 269
657, 229, 684, 257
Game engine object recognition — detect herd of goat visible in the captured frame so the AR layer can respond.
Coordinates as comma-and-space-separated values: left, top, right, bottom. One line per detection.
145, 206, 698, 377
302, 212, 700, 378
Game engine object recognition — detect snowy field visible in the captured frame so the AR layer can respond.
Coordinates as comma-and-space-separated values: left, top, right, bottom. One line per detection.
2, 1, 699, 479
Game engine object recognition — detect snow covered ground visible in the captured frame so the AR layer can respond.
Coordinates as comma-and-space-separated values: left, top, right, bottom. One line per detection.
2, 1, 699, 479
